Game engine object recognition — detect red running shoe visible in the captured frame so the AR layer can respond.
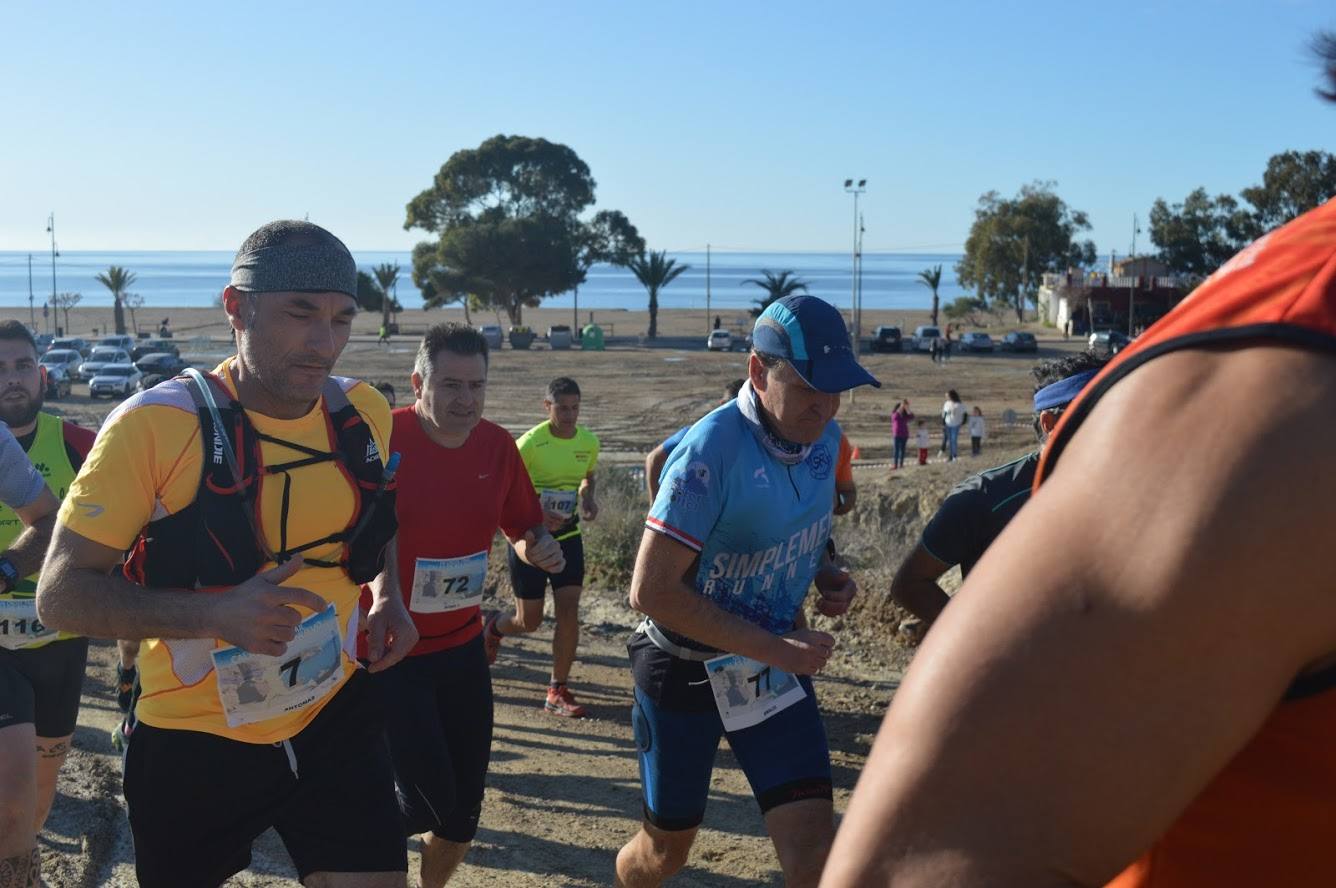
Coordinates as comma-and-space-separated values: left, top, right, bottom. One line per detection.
545, 684, 587, 718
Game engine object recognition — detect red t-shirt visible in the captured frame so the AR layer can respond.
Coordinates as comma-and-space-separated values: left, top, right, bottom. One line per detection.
359, 409, 543, 656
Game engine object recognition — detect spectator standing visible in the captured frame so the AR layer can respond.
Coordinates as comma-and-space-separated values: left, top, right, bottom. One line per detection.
890, 400, 913, 469
941, 390, 966, 461
943, 325, 954, 363
914, 420, 931, 466
968, 407, 986, 457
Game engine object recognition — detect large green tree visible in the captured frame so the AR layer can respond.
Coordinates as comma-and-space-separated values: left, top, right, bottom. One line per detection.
1239, 150, 1336, 231
94, 265, 135, 335
956, 182, 1097, 323
1148, 188, 1259, 278
406, 134, 597, 325
742, 270, 809, 317
628, 251, 689, 339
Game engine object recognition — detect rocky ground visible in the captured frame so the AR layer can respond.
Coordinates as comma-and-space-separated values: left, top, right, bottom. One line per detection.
32, 321, 1072, 885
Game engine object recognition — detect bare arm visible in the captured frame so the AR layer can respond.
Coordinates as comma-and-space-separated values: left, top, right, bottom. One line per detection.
645, 445, 669, 502
822, 346, 1336, 887
363, 534, 417, 672
887, 543, 951, 625
4, 487, 59, 576
38, 522, 326, 656
629, 529, 832, 675
579, 470, 598, 520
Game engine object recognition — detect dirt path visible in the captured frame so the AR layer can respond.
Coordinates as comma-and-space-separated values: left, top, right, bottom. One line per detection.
41, 587, 901, 887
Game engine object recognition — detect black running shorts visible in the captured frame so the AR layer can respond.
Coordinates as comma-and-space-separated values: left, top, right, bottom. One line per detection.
123, 670, 406, 887
0, 637, 88, 737
507, 534, 585, 600
372, 634, 494, 842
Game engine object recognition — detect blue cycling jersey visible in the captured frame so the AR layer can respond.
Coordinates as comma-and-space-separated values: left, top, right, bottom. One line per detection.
646, 401, 839, 635
659, 425, 689, 456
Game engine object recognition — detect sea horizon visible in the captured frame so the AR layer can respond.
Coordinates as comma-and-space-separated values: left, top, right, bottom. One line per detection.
0, 249, 971, 312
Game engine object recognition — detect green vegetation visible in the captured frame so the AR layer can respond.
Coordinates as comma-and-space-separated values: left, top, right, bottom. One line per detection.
917, 265, 943, 326
956, 182, 1096, 324
581, 466, 648, 591
372, 262, 403, 328
628, 251, 689, 339
742, 269, 809, 317
406, 134, 639, 326
94, 265, 136, 335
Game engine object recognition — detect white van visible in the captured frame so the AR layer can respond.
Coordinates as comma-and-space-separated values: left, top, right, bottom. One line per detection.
911, 325, 942, 352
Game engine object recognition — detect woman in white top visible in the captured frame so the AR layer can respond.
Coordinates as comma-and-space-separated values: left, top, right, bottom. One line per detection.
941, 390, 967, 461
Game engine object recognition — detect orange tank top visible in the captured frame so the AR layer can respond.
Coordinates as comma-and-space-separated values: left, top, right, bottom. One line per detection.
1036, 199, 1336, 888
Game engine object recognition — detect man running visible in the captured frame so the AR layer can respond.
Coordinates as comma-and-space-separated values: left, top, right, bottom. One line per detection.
37, 220, 417, 888
0, 320, 94, 853
0, 356, 66, 885
365, 323, 565, 886
616, 294, 878, 887
644, 378, 745, 501
821, 50, 1336, 887
488, 377, 599, 718
889, 351, 1107, 631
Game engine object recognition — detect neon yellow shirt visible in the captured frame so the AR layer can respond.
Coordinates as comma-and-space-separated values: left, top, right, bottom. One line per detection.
515, 421, 599, 541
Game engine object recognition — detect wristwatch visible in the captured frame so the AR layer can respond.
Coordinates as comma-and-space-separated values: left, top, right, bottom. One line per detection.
0, 556, 19, 594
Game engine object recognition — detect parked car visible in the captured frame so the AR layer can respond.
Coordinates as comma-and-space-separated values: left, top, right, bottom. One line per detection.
79, 347, 132, 379
706, 330, 732, 351
40, 349, 83, 381
478, 325, 503, 349
49, 337, 91, 358
958, 332, 995, 352
34, 334, 53, 353
731, 332, 753, 352
43, 365, 71, 400
135, 353, 189, 377
131, 339, 181, 361
870, 326, 903, 353
88, 365, 143, 399
999, 331, 1038, 352
911, 326, 942, 352
99, 335, 136, 352
1089, 330, 1132, 356
137, 373, 170, 393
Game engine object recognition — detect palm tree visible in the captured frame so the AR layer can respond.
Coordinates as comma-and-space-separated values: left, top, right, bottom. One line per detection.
918, 265, 943, 327
372, 262, 401, 331
94, 266, 136, 335
742, 270, 809, 317
628, 251, 689, 339
124, 293, 145, 334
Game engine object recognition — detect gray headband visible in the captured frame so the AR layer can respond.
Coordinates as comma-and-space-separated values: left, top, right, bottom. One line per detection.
229, 244, 358, 298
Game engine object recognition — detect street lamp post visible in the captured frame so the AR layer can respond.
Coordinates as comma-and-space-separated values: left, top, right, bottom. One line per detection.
843, 179, 866, 351
46, 213, 58, 334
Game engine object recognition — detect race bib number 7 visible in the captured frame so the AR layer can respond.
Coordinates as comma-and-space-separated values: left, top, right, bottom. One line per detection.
409, 551, 488, 614
0, 598, 58, 650
211, 604, 344, 728
704, 653, 806, 732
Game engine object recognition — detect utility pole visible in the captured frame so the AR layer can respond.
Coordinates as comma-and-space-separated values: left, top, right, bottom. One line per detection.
1128, 213, 1141, 337
1022, 235, 1030, 323
27, 254, 35, 330
705, 244, 712, 336
843, 179, 867, 338
856, 213, 866, 348
46, 214, 58, 330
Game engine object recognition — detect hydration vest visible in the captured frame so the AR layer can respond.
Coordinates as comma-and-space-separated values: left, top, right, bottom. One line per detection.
1036, 200, 1336, 888
124, 371, 398, 590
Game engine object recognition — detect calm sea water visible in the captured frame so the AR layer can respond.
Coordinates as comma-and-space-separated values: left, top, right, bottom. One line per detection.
0, 250, 966, 312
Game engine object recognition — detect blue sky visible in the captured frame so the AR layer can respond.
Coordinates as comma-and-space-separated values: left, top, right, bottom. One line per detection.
3, 1, 1333, 255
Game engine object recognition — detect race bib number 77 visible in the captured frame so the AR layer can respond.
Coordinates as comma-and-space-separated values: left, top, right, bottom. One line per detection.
704, 653, 806, 732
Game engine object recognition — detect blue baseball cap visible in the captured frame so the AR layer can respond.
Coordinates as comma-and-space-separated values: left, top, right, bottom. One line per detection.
752, 295, 881, 393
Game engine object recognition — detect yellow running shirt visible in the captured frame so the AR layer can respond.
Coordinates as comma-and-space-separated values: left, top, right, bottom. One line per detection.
515, 421, 599, 541
58, 358, 391, 743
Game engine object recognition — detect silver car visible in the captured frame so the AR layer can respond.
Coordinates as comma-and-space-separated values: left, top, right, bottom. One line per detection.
88, 365, 143, 399
40, 349, 83, 382
79, 347, 132, 379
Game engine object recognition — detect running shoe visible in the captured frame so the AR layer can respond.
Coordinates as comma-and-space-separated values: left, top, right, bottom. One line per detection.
482, 611, 504, 665
115, 664, 137, 713
545, 684, 587, 718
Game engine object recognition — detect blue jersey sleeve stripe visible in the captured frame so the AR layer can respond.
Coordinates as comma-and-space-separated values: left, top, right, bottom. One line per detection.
645, 517, 703, 552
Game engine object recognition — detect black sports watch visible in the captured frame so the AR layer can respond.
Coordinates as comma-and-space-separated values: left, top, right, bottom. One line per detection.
0, 556, 19, 594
